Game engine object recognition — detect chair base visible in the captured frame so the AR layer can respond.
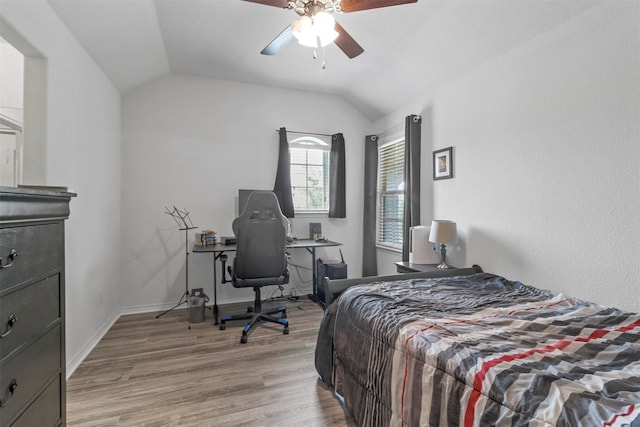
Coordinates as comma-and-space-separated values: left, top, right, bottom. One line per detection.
220, 307, 288, 343
219, 286, 289, 343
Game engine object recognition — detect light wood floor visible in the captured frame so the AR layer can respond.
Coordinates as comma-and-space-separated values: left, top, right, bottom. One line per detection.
66, 297, 357, 426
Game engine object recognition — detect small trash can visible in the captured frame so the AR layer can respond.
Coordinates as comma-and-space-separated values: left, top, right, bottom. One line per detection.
189, 295, 206, 323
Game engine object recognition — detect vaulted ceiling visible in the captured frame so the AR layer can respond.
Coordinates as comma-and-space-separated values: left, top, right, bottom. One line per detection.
47, 0, 600, 120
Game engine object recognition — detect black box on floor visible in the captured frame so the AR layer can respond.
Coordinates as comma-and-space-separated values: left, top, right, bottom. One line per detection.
316, 257, 347, 306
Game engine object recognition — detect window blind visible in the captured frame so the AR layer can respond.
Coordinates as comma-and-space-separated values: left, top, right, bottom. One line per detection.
377, 139, 405, 249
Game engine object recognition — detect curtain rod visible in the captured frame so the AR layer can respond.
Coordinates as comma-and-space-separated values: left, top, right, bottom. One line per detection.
275, 129, 334, 137
376, 122, 404, 139
376, 115, 421, 138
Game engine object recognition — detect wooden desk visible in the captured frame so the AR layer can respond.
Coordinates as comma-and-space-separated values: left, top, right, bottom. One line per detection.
194, 239, 341, 324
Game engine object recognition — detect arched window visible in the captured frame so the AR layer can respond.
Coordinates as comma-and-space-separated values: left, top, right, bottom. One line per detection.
289, 136, 330, 213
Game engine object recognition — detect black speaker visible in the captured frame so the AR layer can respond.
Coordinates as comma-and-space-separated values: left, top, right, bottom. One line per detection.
316, 257, 347, 306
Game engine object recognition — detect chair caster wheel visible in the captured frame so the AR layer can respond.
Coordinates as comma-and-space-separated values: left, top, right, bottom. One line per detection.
247, 306, 253, 313
219, 324, 226, 330
240, 335, 248, 344
283, 327, 289, 335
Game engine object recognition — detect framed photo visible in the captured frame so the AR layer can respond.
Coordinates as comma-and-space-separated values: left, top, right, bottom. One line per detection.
433, 147, 453, 180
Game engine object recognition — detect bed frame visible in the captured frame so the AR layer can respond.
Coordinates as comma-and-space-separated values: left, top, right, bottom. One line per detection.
322, 264, 484, 306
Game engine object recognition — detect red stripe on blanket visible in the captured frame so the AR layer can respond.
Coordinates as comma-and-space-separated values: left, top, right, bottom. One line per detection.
399, 298, 567, 425
463, 317, 640, 427
604, 404, 636, 426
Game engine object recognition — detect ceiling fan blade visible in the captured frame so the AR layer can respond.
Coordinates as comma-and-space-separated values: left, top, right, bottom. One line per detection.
243, 0, 290, 8
340, 0, 417, 13
334, 22, 364, 59
261, 26, 294, 55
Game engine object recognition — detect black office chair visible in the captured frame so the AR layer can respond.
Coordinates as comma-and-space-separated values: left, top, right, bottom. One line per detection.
219, 191, 290, 343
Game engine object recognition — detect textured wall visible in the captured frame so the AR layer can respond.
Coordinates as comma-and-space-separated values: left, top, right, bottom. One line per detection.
429, 1, 640, 311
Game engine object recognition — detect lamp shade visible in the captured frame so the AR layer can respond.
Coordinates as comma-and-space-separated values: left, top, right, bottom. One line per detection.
428, 220, 457, 244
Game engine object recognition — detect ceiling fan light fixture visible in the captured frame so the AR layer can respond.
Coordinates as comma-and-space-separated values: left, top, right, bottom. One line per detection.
291, 16, 313, 46
313, 11, 335, 32
290, 11, 338, 48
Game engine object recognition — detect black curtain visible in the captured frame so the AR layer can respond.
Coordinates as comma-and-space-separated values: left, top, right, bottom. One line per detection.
273, 127, 295, 218
402, 115, 422, 261
362, 135, 378, 276
329, 133, 346, 218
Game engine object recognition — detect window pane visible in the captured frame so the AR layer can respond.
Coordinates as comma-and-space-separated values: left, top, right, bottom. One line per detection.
292, 187, 307, 207
307, 165, 324, 186
382, 170, 403, 192
307, 188, 326, 209
306, 149, 324, 165
377, 139, 405, 248
290, 164, 308, 187
290, 149, 307, 164
288, 138, 330, 212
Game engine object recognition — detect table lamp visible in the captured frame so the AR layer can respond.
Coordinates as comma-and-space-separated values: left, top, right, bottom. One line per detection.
428, 220, 457, 269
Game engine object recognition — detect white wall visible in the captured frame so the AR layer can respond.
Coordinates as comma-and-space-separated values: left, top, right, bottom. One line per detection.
381, 1, 640, 311
0, 37, 23, 123
0, 1, 123, 374
121, 73, 370, 311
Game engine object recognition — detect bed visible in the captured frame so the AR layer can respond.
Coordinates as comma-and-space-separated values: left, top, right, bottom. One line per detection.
315, 267, 640, 426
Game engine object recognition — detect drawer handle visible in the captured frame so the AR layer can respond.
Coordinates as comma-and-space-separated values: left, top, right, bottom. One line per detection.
0, 248, 19, 269
0, 314, 18, 338
0, 379, 18, 407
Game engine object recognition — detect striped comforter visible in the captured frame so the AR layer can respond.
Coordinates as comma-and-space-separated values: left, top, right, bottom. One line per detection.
320, 273, 640, 426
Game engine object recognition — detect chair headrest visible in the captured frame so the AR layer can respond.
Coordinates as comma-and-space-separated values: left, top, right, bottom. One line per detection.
233, 191, 287, 236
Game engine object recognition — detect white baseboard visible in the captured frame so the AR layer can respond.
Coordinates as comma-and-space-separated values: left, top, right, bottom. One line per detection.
119, 297, 259, 316
119, 301, 185, 316
66, 311, 119, 379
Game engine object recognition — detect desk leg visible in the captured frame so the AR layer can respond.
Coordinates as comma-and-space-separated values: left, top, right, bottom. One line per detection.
305, 247, 320, 303
311, 247, 317, 296
212, 253, 219, 325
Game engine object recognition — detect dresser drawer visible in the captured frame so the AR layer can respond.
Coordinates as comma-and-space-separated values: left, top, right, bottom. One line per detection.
10, 375, 62, 427
0, 223, 63, 292
1, 275, 61, 361
0, 325, 61, 424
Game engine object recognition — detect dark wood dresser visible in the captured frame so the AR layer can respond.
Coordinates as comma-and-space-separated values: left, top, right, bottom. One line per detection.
0, 186, 75, 427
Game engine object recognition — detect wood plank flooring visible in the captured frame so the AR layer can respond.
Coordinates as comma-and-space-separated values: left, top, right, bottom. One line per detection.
66, 298, 357, 427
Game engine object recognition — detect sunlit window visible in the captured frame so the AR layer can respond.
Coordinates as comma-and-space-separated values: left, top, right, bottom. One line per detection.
377, 138, 405, 249
289, 136, 330, 213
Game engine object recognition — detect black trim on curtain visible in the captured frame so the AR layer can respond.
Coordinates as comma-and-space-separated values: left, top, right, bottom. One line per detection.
402, 115, 422, 261
329, 133, 346, 218
273, 127, 295, 218
362, 135, 378, 276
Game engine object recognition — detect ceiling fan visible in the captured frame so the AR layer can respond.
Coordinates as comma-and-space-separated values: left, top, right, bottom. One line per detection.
244, 0, 418, 59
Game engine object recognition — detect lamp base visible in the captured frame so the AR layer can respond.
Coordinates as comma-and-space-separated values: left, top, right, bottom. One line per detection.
437, 243, 451, 269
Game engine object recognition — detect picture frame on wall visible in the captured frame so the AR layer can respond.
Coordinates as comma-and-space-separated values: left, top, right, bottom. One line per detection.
433, 147, 454, 180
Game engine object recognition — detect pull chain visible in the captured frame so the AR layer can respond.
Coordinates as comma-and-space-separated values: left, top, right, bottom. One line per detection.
311, 46, 327, 70
322, 46, 326, 69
